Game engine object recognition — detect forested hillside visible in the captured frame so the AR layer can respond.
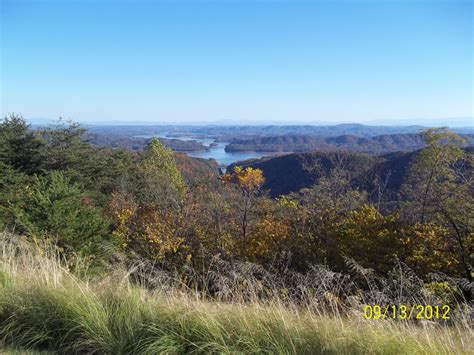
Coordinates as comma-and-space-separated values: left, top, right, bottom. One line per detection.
85, 132, 210, 152
230, 147, 474, 198
2, 113, 472, 280
225, 133, 474, 154
229, 151, 377, 197
1, 114, 473, 353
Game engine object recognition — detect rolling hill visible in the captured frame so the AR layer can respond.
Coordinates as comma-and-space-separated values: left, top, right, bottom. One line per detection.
225, 133, 474, 155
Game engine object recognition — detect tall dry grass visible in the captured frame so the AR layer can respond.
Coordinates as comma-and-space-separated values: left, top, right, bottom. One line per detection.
0, 233, 472, 354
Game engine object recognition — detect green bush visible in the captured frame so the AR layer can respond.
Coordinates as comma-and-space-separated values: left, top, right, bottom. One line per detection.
10, 172, 110, 257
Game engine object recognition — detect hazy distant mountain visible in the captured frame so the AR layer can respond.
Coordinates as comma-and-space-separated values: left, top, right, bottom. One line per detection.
367, 117, 473, 128
27, 116, 473, 128
30, 121, 473, 139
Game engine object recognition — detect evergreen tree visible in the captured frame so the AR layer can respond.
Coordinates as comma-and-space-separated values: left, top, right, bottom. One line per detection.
0, 114, 44, 174
11, 171, 109, 256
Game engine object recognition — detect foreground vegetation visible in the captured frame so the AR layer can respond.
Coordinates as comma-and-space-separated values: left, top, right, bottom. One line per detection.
1, 238, 472, 354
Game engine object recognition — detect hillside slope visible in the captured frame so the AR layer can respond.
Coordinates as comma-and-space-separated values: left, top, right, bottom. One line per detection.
230, 147, 473, 197
85, 132, 209, 152
225, 133, 474, 155
229, 151, 377, 197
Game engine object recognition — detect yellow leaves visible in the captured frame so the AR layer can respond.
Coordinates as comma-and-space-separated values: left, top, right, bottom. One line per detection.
107, 193, 139, 249
110, 203, 189, 261
402, 222, 459, 274
248, 217, 290, 260
347, 204, 381, 225
222, 166, 265, 192
336, 204, 408, 272
277, 196, 299, 209
118, 208, 134, 224
412, 223, 449, 242
107, 191, 137, 221
237, 167, 265, 190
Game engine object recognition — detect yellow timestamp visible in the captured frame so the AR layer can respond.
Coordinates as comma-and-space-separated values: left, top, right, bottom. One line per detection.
363, 305, 451, 320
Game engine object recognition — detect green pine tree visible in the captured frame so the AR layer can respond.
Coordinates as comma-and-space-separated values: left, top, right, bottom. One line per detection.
11, 171, 109, 256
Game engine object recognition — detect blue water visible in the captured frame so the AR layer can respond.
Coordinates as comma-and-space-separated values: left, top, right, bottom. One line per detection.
186, 144, 272, 167
136, 134, 273, 167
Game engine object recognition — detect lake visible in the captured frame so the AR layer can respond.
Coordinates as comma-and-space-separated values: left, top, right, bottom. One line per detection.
136, 134, 274, 167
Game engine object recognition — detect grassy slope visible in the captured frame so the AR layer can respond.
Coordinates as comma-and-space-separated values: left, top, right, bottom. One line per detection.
0, 245, 472, 354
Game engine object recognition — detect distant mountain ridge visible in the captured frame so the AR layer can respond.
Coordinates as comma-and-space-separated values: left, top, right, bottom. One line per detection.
74, 123, 473, 141
225, 133, 474, 155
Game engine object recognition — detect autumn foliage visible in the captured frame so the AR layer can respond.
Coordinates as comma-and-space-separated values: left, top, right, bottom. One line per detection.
1, 116, 472, 293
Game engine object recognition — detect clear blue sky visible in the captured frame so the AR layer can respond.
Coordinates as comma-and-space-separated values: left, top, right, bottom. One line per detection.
1, 0, 472, 124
